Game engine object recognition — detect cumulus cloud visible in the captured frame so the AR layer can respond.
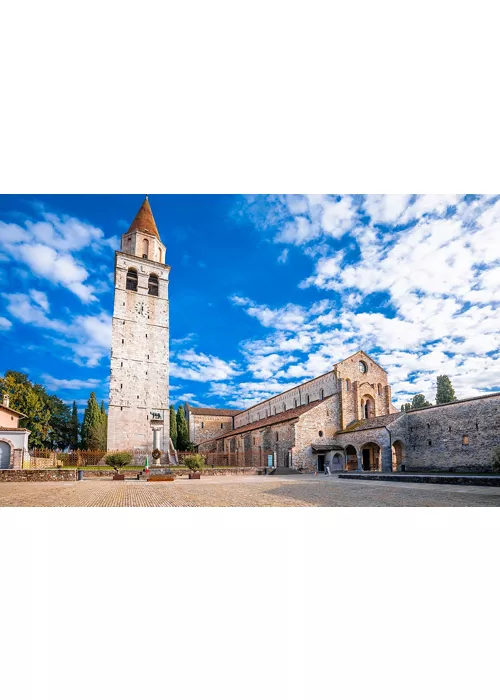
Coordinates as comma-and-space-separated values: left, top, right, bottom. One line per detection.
0, 208, 115, 302
41, 375, 101, 391
0, 316, 12, 330
171, 349, 241, 383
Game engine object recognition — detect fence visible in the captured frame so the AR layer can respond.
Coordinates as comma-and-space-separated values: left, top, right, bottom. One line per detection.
27, 449, 149, 469
178, 450, 274, 468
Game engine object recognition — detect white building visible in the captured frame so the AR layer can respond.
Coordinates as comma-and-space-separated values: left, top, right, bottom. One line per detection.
0, 394, 30, 469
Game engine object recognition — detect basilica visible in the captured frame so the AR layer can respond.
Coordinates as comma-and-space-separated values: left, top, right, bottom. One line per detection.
108, 197, 500, 474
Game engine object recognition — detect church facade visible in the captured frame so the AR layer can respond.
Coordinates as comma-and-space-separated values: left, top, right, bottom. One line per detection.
107, 197, 171, 457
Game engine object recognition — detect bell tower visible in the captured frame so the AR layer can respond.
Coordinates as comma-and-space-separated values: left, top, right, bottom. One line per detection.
107, 196, 171, 457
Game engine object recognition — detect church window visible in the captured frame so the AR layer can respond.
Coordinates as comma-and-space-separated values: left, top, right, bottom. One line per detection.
142, 239, 149, 259
275, 432, 279, 441
126, 268, 138, 291
319, 430, 323, 437
294, 399, 298, 408
449, 426, 452, 432
346, 379, 351, 391
359, 360, 367, 373
463, 435, 469, 446
122, 339, 124, 344
148, 274, 159, 296
427, 423, 430, 429
201, 422, 204, 429
120, 384, 122, 389
378, 383, 382, 395
282, 403, 286, 412
320, 389, 324, 400
476, 422, 479, 430
306, 394, 310, 404
221, 423, 223, 429
274, 407, 277, 415
428, 440, 432, 446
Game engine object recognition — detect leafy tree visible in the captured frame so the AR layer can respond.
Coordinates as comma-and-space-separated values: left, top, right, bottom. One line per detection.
411, 393, 432, 409
81, 392, 106, 450
435, 375, 457, 404
176, 405, 189, 450
400, 402, 411, 412
0, 371, 52, 448
44, 393, 72, 449
169, 404, 178, 449
70, 401, 80, 450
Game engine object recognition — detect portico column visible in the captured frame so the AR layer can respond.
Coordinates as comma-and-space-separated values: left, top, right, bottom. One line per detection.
357, 452, 363, 471
381, 446, 392, 472
152, 427, 162, 465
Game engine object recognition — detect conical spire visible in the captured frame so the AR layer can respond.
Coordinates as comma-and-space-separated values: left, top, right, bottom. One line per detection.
127, 195, 160, 239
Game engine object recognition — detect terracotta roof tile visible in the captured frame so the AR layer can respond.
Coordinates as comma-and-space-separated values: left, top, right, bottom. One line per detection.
336, 413, 402, 434
197, 398, 326, 445
188, 407, 241, 416
0, 426, 30, 432
127, 195, 160, 239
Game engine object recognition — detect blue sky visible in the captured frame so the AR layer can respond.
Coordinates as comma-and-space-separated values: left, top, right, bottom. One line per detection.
0, 194, 499, 413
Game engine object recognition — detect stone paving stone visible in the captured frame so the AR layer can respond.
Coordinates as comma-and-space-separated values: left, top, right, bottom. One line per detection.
0, 475, 500, 507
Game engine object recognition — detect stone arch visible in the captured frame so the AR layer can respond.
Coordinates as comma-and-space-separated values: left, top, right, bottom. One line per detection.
331, 452, 342, 470
392, 439, 405, 472
345, 444, 357, 471
0, 438, 14, 468
360, 441, 381, 471
126, 267, 138, 291
142, 238, 149, 259
361, 394, 375, 419
377, 383, 383, 396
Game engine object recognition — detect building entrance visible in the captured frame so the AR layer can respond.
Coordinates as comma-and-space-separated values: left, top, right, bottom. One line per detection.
317, 455, 325, 472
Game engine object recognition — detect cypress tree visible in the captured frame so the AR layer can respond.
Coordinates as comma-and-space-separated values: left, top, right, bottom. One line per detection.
70, 401, 80, 450
435, 375, 457, 404
81, 392, 103, 450
169, 404, 178, 449
176, 405, 189, 451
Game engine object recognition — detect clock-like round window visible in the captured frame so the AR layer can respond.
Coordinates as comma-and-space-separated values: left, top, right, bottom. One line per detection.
359, 360, 367, 373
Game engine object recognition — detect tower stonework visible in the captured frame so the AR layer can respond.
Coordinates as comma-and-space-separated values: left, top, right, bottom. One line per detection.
107, 196, 171, 456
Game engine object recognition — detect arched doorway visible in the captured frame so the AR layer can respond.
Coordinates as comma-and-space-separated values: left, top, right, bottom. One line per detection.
345, 445, 357, 471
361, 395, 375, 420
0, 440, 12, 469
361, 442, 381, 471
392, 440, 405, 471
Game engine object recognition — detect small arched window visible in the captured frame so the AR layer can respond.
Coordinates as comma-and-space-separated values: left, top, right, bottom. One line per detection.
126, 268, 138, 291
294, 399, 298, 408
275, 432, 279, 441
148, 274, 159, 296
282, 403, 286, 412
142, 238, 149, 259
346, 379, 351, 392
378, 383, 382, 395
320, 388, 324, 400
306, 394, 310, 404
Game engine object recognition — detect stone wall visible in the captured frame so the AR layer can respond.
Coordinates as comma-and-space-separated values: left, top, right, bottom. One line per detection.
293, 395, 341, 471
335, 351, 392, 428
188, 413, 234, 444
0, 469, 77, 482
403, 394, 500, 472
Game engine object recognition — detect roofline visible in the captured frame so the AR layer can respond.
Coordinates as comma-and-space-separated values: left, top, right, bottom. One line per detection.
235, 368, 336, 416
196, 398, 327, 445
333, 349, 388, 375
0, 405, 27, 418
402, 392, 500, 413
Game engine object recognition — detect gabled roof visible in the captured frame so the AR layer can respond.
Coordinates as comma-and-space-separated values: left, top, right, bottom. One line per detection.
333, 349, 388, 375
188, 407, 241, 417
197, 398, 327, 445
336, 413, 402, 434
0, 404, 27, 418
127, 195, 160, 240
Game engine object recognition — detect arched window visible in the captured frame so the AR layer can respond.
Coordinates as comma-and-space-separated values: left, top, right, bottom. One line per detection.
294, 399, 298, 408
346, 379, 351, 392
282, 403, 286, 412
306, 394, 310, 404
142, 238, 149, 259
126, 268, 138, 291
320, 388, 324, 400
275, 432, 279, 441
378, 383, 382, 395
148, 274, 159, 296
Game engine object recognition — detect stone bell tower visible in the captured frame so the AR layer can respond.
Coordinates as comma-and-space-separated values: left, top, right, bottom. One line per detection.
107, 196, 171, 458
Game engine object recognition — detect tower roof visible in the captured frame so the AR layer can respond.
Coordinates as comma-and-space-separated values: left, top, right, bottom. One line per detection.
127, 195, 160, 239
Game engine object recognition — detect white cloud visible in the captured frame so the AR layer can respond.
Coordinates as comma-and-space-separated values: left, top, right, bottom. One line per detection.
277, 248, 289, 264
364, 194, 412, 223
0, 316, 12, 330
30, 289, 49, 311
171, 349, 241, 383
41, 375, 101, 391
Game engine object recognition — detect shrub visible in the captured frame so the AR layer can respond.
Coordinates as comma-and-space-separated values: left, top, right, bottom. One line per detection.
182, 454, 205, 471
492, 447, 500, 473
105, 451, 133, 471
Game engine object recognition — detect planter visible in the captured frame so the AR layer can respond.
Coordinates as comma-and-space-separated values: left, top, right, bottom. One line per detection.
188, 472, 201, 479
112, 473, 125, 480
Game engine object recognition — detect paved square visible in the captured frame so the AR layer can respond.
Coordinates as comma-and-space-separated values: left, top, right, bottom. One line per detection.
0, 474, 499, 506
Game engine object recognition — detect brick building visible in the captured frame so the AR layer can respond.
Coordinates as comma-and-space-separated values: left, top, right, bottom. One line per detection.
195, 351, 500, 473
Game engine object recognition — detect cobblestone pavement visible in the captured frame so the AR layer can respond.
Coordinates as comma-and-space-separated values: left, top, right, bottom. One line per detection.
1, 474, 499, 506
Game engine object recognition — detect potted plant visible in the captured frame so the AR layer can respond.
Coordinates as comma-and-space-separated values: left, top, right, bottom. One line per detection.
105, 451, 133, 480
183, 454, 205, 479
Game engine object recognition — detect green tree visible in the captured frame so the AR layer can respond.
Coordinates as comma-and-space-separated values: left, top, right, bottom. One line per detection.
0, 371, 52, 448
411, 393, 432, 409
44, 393, 72, 449
81, 392, 105, 450
176, 405, 189, 451
435, 375, 457, 404
169, 404, 178, 449
401, 402, 411, 412
70, 401, 80, 450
